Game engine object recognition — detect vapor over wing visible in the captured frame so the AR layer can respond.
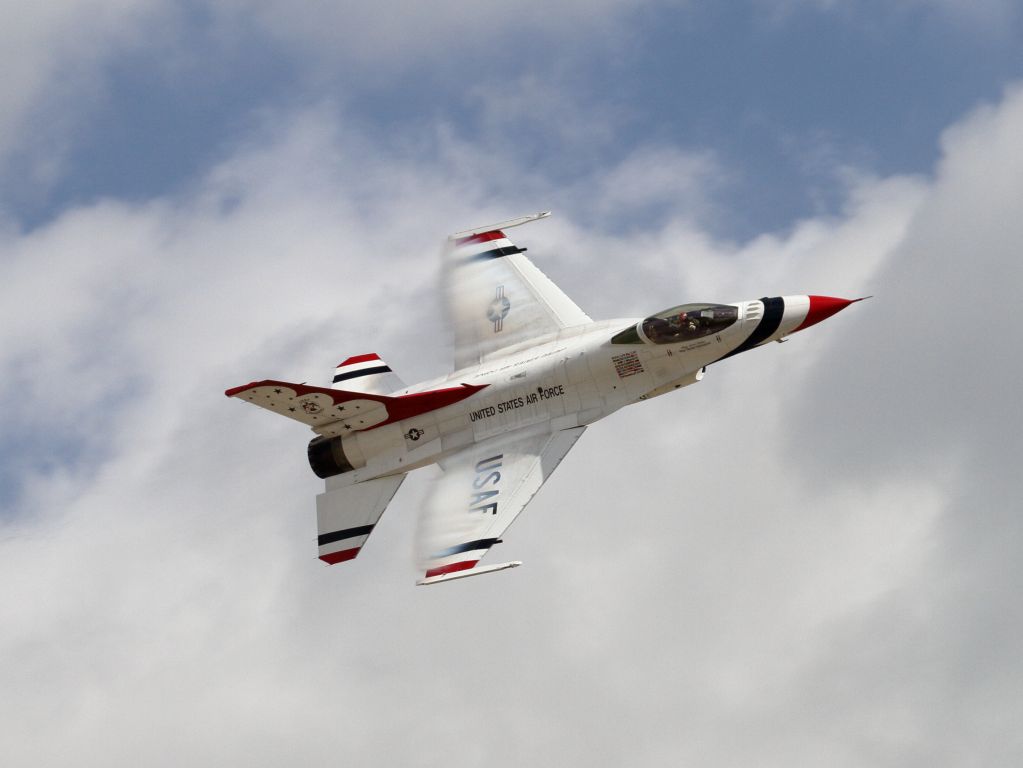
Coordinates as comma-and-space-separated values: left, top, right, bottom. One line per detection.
444, 212, 591, 370
316, 475, 405, 564
415, 426, 585, 584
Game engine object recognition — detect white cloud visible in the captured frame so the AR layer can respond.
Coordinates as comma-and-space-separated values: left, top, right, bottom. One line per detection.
0, 0, 664, 197
218, 0, 658, 67
0, 0, 172, 177
2, 81, 1023, 768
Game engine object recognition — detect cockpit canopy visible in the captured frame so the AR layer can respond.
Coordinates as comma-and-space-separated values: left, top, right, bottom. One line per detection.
612, 303, 739, 345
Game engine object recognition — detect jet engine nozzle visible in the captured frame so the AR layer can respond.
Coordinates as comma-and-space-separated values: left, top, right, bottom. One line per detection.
308, 435, 358, 478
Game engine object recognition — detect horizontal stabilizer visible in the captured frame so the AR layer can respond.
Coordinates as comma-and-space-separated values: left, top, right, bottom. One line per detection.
226, 379, 486, 435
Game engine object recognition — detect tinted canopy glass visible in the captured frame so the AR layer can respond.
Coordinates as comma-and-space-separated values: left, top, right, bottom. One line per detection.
612, 303, 739, 345
642, 303, 738, 343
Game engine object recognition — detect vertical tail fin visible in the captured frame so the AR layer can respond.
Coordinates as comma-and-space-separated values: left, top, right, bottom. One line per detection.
331, 353, 406, 395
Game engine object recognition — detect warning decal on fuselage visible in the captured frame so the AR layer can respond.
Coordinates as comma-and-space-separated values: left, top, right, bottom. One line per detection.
612, 351, 644, 378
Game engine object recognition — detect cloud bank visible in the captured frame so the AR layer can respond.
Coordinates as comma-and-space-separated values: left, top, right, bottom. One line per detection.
1, 20, 1021, 766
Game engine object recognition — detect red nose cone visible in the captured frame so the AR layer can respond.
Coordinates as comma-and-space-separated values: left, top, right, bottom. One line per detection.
794, 295, 861, 332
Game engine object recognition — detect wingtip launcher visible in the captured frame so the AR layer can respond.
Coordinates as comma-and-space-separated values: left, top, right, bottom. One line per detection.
448, 211, 551, 240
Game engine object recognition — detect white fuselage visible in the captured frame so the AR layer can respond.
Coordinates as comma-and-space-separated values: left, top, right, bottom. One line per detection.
326, 296, 809, 489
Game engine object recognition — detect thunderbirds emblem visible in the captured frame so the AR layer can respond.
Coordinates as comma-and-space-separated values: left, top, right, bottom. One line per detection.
487, 286, 510, 332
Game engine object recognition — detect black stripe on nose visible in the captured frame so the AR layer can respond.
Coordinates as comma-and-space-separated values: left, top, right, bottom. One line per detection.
715, 296, 784, 362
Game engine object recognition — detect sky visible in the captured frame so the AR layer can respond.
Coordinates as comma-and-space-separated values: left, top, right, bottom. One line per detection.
1, 1, 1022, 765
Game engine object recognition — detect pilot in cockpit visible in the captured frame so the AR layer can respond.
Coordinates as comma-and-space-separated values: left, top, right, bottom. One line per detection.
676, 312, 699, 334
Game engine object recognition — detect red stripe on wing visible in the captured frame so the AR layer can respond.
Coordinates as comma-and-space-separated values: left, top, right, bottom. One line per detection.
424, 560, 479, 578
454, 230, 505, 247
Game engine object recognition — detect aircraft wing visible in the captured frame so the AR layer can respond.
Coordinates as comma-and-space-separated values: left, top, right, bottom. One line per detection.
415, 426, 586, 585
445, 212, 592, 370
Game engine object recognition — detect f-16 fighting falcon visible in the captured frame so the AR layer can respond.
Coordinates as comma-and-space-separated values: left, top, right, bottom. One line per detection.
226, 212, 864, 585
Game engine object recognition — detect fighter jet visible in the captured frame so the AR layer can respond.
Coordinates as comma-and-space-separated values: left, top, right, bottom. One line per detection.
226, 212, 863, 585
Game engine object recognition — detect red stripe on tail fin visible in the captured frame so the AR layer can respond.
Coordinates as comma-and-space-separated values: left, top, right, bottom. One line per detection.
338, 353, 381, 367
